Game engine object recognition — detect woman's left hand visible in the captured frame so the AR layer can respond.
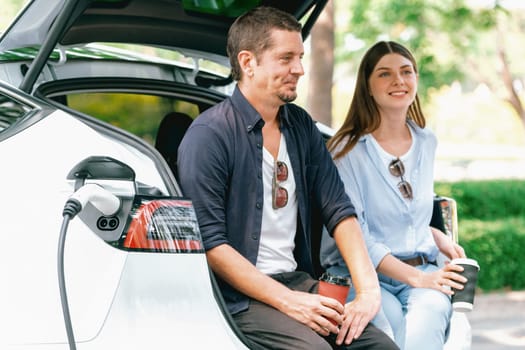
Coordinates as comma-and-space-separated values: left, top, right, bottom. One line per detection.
430, 227, 466, 260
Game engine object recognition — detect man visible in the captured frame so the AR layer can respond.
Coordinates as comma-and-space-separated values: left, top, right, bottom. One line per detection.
178, 6, 398, 350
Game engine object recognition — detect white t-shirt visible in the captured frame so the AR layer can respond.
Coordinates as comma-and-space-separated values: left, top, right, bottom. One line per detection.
256, 133, 298, 274
370, 124, 416, 203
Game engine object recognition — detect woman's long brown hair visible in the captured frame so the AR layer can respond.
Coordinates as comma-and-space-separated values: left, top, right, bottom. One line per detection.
328, 41, 426, 160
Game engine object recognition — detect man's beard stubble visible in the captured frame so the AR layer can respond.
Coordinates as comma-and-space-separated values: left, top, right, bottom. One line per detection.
278, 91, 297, 103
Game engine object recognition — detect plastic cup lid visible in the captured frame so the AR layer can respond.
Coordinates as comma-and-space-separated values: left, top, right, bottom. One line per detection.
451, 258, 479, 269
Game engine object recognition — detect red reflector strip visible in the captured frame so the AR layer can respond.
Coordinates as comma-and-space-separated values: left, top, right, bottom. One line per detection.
122, 197, 204, 253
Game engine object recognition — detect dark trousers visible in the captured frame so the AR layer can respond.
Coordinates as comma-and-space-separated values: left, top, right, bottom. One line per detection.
233, 271, 399, 350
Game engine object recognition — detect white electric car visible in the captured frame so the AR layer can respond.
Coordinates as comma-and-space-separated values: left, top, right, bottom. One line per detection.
0, 0, 470, 349
0, 1, 329, 348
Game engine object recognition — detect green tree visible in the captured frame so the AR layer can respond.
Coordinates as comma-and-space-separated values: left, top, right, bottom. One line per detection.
338, 0, 498, 100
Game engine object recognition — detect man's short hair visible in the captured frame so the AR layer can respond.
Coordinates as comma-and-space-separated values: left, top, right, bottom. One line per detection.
227, 6, 302, 81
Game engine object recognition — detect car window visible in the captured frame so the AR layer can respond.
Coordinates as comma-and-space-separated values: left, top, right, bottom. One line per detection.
0, 91, 32, 133
65, 92, 199, 145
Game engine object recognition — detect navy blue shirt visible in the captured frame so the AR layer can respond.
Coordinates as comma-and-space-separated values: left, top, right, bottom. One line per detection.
178, 86, 356, 314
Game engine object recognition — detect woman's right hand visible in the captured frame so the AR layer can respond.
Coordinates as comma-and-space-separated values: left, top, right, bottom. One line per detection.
378, 254, 467, 295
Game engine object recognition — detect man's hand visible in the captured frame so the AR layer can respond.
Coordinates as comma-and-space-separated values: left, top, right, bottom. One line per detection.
207, 245, 348, 336
336, 289, 381, 345
331, 217, 382, 345
278, 290, 345, 336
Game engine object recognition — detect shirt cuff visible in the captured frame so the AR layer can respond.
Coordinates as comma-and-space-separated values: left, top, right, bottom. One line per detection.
369, 243, 391, 269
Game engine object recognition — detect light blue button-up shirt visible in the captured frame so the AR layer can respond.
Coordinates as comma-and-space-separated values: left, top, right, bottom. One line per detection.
321, 120, 439, 269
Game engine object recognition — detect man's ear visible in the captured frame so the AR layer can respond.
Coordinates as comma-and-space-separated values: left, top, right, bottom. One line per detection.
238, 50, 255, 78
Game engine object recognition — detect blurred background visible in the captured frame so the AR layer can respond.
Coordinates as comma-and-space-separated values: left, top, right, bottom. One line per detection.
2, 0, 524, 293
296, 0, 525, 183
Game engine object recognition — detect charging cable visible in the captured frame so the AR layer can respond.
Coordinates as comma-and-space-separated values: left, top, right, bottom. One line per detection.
59, 184, 120, 350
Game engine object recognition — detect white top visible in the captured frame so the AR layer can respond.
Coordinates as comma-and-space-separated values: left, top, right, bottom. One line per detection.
256, 133, 298, 274
369, 125, 416, 204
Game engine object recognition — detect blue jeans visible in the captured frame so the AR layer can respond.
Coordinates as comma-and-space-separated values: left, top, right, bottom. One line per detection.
327, 264, 451, 350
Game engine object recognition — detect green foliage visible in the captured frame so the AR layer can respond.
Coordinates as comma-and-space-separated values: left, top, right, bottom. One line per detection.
435, 179, 525, 291
435, 179, 525, 219
68, 92, 198, 145
337, 0, 500, 101
459, 217, 525, 291
68, 93, 168, 144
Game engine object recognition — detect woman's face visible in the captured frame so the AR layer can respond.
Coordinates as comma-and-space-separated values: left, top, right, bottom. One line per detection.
368, 53, 418, 115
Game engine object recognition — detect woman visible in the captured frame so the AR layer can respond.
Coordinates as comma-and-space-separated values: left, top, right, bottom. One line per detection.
320, 41, 467, 350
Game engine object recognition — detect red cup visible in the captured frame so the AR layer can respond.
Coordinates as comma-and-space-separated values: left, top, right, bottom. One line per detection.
318, 272, 351, 325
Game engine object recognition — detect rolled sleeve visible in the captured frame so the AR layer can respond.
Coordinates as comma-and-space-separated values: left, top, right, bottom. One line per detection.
178, 123, 230, 251
366, 238, 391, 268
338, 152, 392, 268
308, 122, 356, 235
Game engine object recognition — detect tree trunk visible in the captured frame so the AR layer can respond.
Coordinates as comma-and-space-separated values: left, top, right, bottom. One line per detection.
497, 27, 525, 128
499, 50, 525, 127
307, 0, 334, 127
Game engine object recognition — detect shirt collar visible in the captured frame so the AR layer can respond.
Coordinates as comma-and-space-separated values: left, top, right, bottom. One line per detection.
358, 119, 422, 144
231, 85, 292, 132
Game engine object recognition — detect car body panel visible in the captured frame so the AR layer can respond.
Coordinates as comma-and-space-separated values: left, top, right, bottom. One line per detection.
1, 99, 246, 348
0, 0, 324, 56
0, 0, 326, 94
0, 0, 63, 52
0, 44, 233, 96
85, 253, 248, 349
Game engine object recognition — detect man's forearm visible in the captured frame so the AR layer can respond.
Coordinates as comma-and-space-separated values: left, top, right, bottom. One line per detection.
206, 244, 293, 309
332, 217, 380, 295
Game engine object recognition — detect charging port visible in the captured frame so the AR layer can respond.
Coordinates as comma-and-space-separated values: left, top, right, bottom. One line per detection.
97, 216, 120, 231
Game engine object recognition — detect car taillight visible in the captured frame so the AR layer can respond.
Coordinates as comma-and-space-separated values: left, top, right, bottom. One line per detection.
121, 197, 204, 253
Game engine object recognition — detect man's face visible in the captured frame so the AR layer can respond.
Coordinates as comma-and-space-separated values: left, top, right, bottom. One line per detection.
251, 29, 305, 104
